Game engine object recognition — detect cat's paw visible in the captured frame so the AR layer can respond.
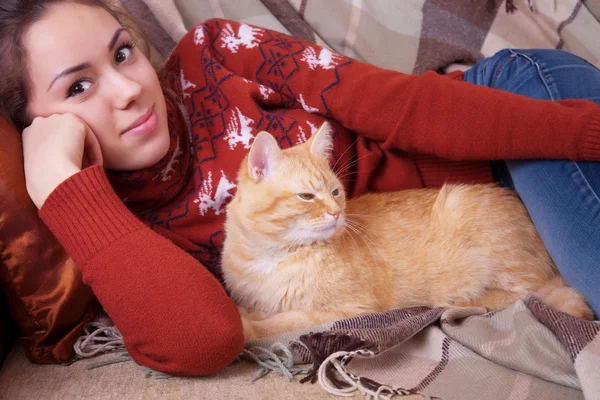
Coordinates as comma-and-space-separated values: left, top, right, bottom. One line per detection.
238, 307, 259, 342
237, 306, 269, 321
237, 306, 251, 318
241, 314, 259, 342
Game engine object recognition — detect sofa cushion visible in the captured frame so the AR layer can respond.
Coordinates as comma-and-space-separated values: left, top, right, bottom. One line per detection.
0, 286, 17, 368
0, 116, 99, 364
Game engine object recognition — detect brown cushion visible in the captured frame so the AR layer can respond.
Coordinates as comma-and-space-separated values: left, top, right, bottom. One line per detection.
1, 286, 17, 368
0, 116, 99, 364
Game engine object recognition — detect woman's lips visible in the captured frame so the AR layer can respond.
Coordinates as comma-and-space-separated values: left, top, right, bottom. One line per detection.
121, 107, 158, 137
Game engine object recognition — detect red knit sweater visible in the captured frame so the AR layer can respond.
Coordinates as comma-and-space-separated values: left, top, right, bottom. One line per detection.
39, 19, 600, 376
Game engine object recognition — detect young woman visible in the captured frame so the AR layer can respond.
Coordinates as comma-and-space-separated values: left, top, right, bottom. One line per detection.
1, 0, 599, 376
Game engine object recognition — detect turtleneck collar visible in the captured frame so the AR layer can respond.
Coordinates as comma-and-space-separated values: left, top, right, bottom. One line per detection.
106, 99, 193, 217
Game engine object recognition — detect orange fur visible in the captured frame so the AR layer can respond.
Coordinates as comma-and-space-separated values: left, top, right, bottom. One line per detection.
222, 123, 594, 342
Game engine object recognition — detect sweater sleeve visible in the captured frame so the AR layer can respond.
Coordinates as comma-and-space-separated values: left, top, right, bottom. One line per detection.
39, 165, 244, 376
193, 19, 600, 161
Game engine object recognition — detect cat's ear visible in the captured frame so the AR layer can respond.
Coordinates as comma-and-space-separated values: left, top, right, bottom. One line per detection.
248, 132, 282, 181
309, 122, 334, 159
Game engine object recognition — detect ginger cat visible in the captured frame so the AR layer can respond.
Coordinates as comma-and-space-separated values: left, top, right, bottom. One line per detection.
222, 123, 593, 342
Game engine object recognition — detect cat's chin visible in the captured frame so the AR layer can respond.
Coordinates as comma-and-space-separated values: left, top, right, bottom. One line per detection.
284, 226, 339, 246
313, 219, 345, 241
315, 226, 338, 239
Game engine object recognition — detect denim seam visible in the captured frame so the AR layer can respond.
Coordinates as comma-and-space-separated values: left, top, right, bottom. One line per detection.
480, 49, 511, 85
480, 59, 487, 82
490, 56, 514, 88
507, 49, 558, 101
571, 162, 600, 206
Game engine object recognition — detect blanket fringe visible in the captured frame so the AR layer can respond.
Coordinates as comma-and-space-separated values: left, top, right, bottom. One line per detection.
241, 342, 313, 382
87, 352, 172, 379
298, 332, 372, 384
317, 350, 436, 400
318, 351, 361, 397
86, 352, 132, 369
71, 316, 312, 382
73, 319, 125, 358
70, 316, 171, 379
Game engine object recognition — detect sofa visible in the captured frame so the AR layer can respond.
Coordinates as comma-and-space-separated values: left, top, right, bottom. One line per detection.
2, 1, 600, 399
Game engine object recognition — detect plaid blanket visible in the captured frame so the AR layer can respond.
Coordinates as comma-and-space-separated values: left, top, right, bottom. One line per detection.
119, 0, 600, 73
242, 298, 600, 399
79, 299, 600, 399
87, 1, 600, 398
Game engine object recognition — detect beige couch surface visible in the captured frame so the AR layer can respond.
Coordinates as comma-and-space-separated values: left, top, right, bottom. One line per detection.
1, 343, 432, 399
0, 343, 353, 400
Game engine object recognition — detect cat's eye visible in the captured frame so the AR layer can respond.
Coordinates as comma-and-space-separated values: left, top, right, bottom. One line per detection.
297, 193, 315, 201
332, 189, 340, 197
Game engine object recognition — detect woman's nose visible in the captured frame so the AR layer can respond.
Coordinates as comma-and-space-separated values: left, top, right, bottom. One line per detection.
109, 71, 142, 109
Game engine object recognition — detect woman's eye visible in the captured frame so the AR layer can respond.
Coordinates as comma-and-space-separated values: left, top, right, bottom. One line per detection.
115, 44, 134, 64
297, 193, 315, 201
67, 80, 92, 98
332, 189, 340, 197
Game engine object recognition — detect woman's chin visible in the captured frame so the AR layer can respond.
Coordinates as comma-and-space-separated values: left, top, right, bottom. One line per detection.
106, 134, 171, 170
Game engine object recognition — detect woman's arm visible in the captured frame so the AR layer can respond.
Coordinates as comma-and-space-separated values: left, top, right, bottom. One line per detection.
188, 19, 600, 161
39, 165, 244, 376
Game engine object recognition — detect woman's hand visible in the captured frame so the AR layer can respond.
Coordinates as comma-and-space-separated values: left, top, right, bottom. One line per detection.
22, 113, 103, 209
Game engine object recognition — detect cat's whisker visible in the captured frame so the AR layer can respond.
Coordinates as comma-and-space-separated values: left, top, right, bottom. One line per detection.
346, 219, 393, 282
343, 222, 363, 245
336, 171, 366, 179
344, 226, 360, 251
331, 138, 359, 171
336, 171, 368, 181
345, 219, 397, 273
350, 220, 382, 246
333, 153, 358, 175
344, 222, 379, 263
346, 218, 380, 236
334, 152, 373, 177
334, 158, 362, 177
345, 222, 379, 245
345, 218, 385, 251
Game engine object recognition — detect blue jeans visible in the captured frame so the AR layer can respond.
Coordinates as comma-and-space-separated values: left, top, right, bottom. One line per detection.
463, 49, 600, 317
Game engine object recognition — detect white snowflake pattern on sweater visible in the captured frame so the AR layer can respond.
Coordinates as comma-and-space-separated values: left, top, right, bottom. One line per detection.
224, 107, 255, 150
297, 94, 320, 113
260, 85, 275, 100
194, 170, 237, 216
301, 47, 342, 70
156, 135, 182, 182
221, 23, 264, 53
194, 26, 205, 46
297, 121, 319, 144
180, 70, 197, 99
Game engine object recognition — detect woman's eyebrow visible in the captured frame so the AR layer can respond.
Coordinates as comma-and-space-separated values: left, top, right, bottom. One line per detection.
47, 63, 91, 92
108, 28, 126, 51
46, 28, 127, 92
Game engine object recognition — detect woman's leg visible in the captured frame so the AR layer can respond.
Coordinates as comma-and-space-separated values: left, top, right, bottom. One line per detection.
463, 49, 600, 317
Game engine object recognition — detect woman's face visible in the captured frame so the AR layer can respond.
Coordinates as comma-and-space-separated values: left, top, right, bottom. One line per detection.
24, 3, 170, 170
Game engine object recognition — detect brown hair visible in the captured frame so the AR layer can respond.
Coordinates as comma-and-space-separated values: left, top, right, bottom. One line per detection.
0, 0, 152, 131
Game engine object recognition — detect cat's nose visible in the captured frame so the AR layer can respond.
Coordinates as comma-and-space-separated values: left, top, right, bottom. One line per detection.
328, 209, 341, 220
